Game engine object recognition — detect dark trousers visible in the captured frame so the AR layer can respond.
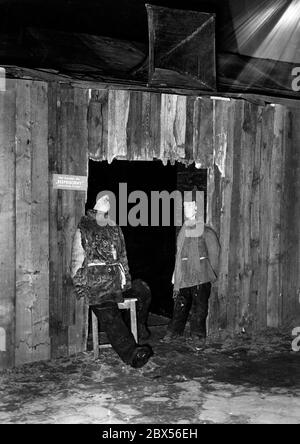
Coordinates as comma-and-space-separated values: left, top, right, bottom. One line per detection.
168, 282, 211, 338
91, 303, 137, 364
91, 279, 151, 365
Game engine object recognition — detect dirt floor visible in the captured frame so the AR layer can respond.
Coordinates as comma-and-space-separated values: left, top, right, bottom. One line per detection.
0, 320, 299, 424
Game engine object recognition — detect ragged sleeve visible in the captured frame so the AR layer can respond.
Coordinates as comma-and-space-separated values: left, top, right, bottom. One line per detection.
71, 228, 86, 278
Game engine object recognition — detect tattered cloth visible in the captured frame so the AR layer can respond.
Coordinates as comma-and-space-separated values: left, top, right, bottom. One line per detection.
72, 210, 131, 305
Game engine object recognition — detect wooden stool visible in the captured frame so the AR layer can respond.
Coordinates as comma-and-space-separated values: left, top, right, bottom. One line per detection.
91, 298, 138, 359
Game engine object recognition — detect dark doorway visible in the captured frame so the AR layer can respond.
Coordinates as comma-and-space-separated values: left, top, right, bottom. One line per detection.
87, 159, 207, 317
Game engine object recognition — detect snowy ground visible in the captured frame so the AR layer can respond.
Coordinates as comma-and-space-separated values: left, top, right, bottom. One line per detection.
0, 322, 299, 424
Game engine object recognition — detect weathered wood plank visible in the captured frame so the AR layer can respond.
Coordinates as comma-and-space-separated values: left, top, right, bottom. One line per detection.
249, 106, 263, 331
88, 90, 108, 161
29, 81, 50, 362
68, 87, 89, 355
226, 100, 244, 334
257, 106, 275, 330
160, 94, 186, 164
55, 85, 72, 353
108, 90, 129, 163
144, 92, 161, 160
48, 82, 59, 338
129, 91, 162, 161
238, 101, 256, 332
213, 100, 229, 179
15, 80, 32, 364
266, 105, 285, 328
126, 91, 143, 160
206, 162, 220, 338
208, 99, 233, 335
48, 83, 69, 358
184, 96, 196, 162
139, 92, 152, 161
61, 86, 76, 327
0, 80, 16, 368
193, 98, 214, 167
15, 80, 50, 365
172, 93, 187, 162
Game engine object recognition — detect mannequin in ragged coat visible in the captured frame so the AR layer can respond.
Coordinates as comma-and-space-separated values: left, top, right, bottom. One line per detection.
163, 189, 220, 349
71, 193, 153, 368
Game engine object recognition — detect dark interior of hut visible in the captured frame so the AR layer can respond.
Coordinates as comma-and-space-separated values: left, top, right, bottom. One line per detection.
86, 160, 207, 317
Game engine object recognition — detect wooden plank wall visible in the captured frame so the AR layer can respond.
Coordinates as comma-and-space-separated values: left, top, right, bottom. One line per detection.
88, 90, 300, 336
207, 101, 300, 336
0, 79, 50, 368
0, 79, 89, 368
0, 83, 299, 368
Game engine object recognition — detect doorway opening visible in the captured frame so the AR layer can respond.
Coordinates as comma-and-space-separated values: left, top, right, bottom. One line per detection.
87, 159, 207, 317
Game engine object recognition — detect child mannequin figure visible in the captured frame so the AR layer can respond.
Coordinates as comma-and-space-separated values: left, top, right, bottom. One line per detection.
163, 188, 220, 349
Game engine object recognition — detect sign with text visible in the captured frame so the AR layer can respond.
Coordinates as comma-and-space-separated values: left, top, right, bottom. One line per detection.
52, 174, 87, 191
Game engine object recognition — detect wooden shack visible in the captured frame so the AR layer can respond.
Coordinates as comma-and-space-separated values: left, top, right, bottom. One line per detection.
0, 80, 299, 368
0, 3, 300, 369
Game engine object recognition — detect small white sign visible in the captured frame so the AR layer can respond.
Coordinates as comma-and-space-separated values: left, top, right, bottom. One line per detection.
53, 174, 88, 191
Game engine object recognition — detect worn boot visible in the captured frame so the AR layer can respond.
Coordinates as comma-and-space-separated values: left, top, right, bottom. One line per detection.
130, 344, 153, 368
